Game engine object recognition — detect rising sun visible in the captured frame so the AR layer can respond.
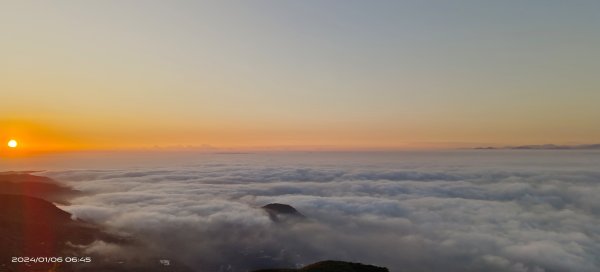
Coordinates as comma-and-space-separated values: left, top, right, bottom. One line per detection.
8, 139, 18, 148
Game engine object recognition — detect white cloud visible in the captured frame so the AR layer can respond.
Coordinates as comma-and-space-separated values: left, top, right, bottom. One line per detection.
42, 152, 600, 271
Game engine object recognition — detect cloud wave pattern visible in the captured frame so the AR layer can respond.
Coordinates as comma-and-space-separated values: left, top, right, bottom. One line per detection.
42, 151, 600, 272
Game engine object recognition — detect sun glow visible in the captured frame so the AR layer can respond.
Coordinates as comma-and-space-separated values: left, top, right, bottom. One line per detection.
8, 139, 18, 148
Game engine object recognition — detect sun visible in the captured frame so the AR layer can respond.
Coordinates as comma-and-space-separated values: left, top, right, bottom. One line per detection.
7, 139, 18, 148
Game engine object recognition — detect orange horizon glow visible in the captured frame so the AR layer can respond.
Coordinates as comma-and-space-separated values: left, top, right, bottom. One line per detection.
3, 117, 600, 156
2, 118, 599, 156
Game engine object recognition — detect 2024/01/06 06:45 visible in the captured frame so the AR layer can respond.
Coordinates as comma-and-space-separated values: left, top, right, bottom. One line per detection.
12, 257, 92, 263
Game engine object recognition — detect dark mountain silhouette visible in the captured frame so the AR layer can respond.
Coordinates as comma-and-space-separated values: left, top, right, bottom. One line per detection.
0, 194, 193, 272
262, 203, 306, 223
0, 194, 125, 271
0, 172, 82, 204
0, 173, 193, 272
252, 260, 389, 272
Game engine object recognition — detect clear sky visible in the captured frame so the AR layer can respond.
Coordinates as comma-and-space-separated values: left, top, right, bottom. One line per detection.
1, 1, 599, 152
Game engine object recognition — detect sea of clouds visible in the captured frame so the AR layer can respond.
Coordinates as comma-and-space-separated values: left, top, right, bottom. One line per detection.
40, 151, 600, 272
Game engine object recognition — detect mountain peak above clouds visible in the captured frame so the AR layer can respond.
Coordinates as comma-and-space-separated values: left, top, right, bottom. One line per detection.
262, 203, 306, 223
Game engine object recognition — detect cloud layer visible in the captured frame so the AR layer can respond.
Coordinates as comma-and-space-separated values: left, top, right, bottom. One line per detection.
43, 151, 600, 271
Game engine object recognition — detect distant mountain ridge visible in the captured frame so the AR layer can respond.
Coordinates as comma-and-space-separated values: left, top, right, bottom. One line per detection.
252, 260, 389, 272
474, 144, 600, 150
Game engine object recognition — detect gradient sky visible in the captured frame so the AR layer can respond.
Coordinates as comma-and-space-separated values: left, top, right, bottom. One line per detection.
1, 1, 599, 152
